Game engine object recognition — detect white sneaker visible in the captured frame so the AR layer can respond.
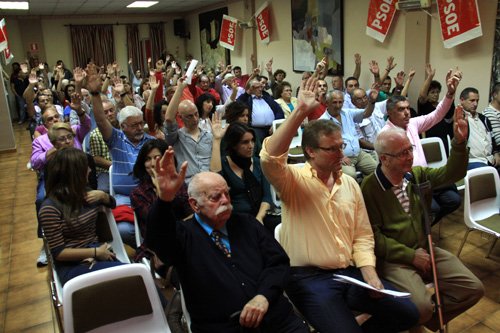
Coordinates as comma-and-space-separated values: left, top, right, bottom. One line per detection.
37, 247, 48, 267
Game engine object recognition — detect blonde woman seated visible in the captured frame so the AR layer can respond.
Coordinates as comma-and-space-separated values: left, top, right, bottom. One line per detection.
39, 148, 123, 285
275, 81, 298, 118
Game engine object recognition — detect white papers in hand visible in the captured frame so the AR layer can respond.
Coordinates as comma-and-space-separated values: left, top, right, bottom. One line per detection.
333, 274, 411, 298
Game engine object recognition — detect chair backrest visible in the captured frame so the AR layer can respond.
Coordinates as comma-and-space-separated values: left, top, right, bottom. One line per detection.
421, 137, 447, 168
109, 164, 115, 196
464, 166, 500, 231
82, 133, 90, 154
96, 207, 131, 264
43, 235, 64, 331
63, 264, 170, 333
274, 223, 282, 244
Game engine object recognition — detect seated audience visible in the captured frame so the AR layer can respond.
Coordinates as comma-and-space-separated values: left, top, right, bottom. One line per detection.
189, 73, 221, 105
211, 122, 275, 231
39, 148, 122, 285
460, 87, 500, 171
260, 76, 419, 333
146, 148, 309, 332
361, 107, 484, 331
275, 81, 298, 118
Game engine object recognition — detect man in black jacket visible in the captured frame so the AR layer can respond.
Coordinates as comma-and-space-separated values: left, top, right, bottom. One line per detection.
237, 79, 284, 144
146, 148, 307, 333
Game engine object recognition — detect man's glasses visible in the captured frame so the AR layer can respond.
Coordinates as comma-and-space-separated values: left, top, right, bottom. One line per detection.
56, 133, 74, 143
125, 121, 145, 129
317, 143, 347, 154
382, 145, 415, 159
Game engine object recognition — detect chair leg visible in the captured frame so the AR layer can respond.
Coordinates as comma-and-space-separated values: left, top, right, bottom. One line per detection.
456, 229, 472, 258
486, 237, 499, 258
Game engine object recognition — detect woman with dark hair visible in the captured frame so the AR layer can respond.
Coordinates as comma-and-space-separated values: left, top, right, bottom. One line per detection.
223, 101, 249, 125
275, 81, 297, 118
144, 75, 166, 139
130, 139, 192, 251
211, 122, 274, 228
39, 147, 122, 285
195, 93, 217, 132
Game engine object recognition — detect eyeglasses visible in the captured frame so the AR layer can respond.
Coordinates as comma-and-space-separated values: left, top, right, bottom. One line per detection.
56, 133, 74, 143
382, 145, 415, 159
206, 189, 230, 202
317, 143, 347, 154
125, 121, 145, 129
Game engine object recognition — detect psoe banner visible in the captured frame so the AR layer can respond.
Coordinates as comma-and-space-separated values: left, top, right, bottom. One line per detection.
437, 0, 482, 48
365, 0, 397, 43
219, 15, 238, 51
255, 1, 270, 44
0, 18, 14, 64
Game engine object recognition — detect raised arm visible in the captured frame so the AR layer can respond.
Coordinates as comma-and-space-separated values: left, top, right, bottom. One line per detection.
418, 64, 435, 104
165, 76, 187, 124
352, 53, 361, 80
368, 60, 380, 84
85, 64, 113, 141
265, 58, 274, 85
401, 69, 416, 97
209, 112, 226, 172
362, 82, 380, 118
379, 56, 397, 84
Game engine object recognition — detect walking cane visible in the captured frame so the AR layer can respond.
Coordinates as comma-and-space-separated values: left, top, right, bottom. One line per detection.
413, 180, 446, 333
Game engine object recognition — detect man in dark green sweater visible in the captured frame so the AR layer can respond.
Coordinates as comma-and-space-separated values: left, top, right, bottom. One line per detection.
361, 105, 484, 332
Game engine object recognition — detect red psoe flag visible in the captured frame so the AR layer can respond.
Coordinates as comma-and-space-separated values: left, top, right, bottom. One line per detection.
255, 1, 271, 44
366, 0, 397, 43
219, 15, 238, 51
437, 0, 482, 48
0, 18, 14, 64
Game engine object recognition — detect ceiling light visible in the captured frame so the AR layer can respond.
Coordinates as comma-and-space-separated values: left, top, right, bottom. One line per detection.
127, 1, 158, 8
0, 1, 29, 10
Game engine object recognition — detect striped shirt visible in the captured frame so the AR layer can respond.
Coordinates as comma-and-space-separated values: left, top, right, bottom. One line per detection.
392, 178, 411, 214
106, 128, 153, 197
483, 105, 500, 146
89, 128, 111, 175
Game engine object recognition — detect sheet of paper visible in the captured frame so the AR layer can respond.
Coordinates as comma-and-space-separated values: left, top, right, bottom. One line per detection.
185, 59, 199, 84
333, 274, 411, 298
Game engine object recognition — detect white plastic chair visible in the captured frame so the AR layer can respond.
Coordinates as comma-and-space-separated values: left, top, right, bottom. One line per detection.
63, 264, 170, 333
101, 207, 132, 264
109, 164, 115, 196
421, 137, 447, 168
457, 166, 500, 258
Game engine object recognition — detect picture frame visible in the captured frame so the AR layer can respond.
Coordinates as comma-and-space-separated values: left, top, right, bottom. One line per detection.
199, 7, 231, 72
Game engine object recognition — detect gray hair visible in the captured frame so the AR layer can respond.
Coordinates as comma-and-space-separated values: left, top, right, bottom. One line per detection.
325, 90, 344, 103
374, 127, 407, 155
117, 106, 143, 125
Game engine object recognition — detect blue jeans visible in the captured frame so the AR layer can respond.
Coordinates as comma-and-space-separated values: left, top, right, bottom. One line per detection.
431, 185, 460, 225
15, 94, 27, 122
285, 266, 419, 333
35, 175, 46, 238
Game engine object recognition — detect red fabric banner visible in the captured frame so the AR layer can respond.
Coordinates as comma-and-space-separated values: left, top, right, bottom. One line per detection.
365, 0, 397, 43
255, 1, 271, 44
0, 18, 9, 52
436, 0, 482, 48
219, 15, 238, 51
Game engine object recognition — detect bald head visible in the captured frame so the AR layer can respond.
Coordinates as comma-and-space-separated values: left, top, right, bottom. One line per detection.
179, 100, 199, 130
374, 127, 408, 156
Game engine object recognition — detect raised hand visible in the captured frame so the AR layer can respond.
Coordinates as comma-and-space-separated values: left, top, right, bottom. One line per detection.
28, 72, 38, 85
265, 58, 273, 73
369, 60, 379, 75
73, 67, 86, 84
453, 104, 468, 144
70, 93, 82, 111
354, 53, 361, 65
152, 147, 188, 202
253, 66, 261, 76
149, 75, 159, 90
210, 111, 226, 140
407, 68, 416, 80
369, 82, 380, 103
425, 63, 435, 78
21, 63, 28, 73
314, 57, 326, 76
298, 75, 319, 112
386, 56, 396, 72
394, 71, 405, 86
446, 67, 462, 96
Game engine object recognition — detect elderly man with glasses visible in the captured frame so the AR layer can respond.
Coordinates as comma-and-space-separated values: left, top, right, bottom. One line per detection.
361, 106, 484, 332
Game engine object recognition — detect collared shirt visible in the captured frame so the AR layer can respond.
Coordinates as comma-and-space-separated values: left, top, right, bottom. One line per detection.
466, 111, 493, 164
343, 92, 356, 109
165, 121, 213, 183
89, 127, 111, 175
34, 104, 64, 125
357, 100, 388, 143
382, 96, 453, 167
251, 96, 275, 127
194, 213, 231, 250
106, 128, 154, 196
320, 108, 364, 157
483, 104, 500, 145
260, 139, 376, 269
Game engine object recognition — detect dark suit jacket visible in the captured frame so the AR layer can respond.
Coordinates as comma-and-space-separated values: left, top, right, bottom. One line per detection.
237, 91, 284, 126
146, 200, 294, 333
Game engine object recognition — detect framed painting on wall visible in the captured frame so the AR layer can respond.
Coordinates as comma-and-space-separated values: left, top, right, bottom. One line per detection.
199, 7, 231, 72
291, 0, 344, 75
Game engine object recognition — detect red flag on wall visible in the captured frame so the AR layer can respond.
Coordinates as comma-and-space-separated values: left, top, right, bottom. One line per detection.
365, 0, 397, 43
0, 18, 14, 64
255, 1, 271, 44
436, 0, 482, 48
219, 15, 238, 51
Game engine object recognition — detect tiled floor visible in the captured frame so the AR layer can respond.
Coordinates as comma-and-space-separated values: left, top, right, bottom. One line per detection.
0, 123, 499, 332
